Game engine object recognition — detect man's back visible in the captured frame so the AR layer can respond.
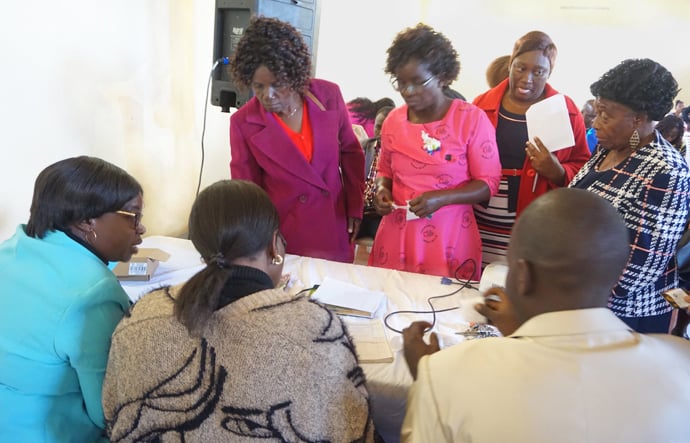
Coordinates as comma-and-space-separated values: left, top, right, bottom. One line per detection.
402, 309, 690, 443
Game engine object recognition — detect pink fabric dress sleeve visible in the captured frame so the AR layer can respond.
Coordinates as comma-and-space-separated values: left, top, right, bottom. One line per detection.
465, 108, 501, 196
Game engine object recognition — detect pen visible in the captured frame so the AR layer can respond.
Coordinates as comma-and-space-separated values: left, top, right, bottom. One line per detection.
532, 173, 538, 192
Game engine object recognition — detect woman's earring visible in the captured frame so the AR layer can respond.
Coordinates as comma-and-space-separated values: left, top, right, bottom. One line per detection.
629, 129, 640, 151
86, 230, 98, 245
272, 254, 284, 266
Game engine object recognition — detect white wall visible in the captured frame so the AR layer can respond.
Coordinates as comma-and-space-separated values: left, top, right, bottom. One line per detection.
1, 0, 688, 241
320, 0, 690, 107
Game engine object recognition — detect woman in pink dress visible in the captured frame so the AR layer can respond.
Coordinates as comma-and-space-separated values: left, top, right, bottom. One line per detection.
369, 24, 501, 279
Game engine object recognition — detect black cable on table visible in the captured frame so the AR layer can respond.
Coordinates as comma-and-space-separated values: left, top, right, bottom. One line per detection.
383, 258, 477, 334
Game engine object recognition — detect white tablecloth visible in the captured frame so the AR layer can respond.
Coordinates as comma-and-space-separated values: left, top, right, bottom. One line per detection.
120, 236, 480, 443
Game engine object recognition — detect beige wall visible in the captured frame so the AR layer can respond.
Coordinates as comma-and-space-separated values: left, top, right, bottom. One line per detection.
1, 0, 688, 241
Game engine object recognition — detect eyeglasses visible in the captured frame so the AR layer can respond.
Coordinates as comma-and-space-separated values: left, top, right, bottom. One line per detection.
115, 210, 142, 229
251, 82, 290, 97
390, 76, 435, 94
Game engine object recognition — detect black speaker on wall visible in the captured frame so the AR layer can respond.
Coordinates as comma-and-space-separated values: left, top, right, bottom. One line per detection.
211, 0, 321, 112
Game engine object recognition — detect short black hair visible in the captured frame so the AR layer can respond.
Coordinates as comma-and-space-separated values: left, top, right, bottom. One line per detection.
25, 156, 142, 238
385, 23, 460, 86
348, 97, 395, 121
590, 58, 679, 121
656, 115, 685, 147
229, 16, 311, 93
442, 87, 466, 101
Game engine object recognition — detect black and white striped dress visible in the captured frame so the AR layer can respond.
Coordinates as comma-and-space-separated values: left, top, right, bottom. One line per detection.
474, 106, 528, 268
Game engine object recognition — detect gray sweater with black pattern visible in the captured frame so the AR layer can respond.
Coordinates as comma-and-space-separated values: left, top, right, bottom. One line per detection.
102, 286, 375, 442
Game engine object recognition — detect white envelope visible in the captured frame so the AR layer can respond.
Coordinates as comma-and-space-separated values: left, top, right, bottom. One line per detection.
525, 94, 575, 152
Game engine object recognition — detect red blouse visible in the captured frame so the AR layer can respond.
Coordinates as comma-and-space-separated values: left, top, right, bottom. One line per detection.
274, 100, 313, 162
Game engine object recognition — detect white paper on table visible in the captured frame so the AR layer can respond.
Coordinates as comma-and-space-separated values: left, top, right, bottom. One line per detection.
341, 317, 394, 363
525, 94, 575, 152
311, 276, 386, 318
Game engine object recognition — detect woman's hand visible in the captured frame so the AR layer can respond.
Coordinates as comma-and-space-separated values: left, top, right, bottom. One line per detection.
374, 186, 394, 216
407, 181, 489, 218
348, 217, 361, 243
408, 191, 445, 219
475, 287, 522, 336
525, 137, 566, 186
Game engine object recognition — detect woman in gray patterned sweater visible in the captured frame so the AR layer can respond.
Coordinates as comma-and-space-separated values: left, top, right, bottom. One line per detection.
103, 179, 375, 442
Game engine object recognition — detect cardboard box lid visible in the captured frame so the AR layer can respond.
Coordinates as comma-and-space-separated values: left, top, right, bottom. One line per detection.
114, 248, 170, 281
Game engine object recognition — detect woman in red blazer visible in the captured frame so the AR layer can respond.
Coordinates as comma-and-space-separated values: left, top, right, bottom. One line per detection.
473, 31, 590, 268
229, 17, 365, 263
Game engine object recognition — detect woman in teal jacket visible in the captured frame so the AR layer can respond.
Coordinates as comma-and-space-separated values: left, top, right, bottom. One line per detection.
0, 156, 145, 442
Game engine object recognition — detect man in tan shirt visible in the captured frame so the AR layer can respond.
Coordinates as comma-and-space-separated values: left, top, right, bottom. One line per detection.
401, 188, 690, 443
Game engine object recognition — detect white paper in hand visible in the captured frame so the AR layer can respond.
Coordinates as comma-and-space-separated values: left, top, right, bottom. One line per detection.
391, 202, 419, 221
478, 262, 508, 294
461, 262, 509, 324
525, 94, 575, 152
459, 294, 490, 324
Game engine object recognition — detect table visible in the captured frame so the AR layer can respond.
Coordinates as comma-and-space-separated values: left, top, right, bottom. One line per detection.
120, 236, 481, 443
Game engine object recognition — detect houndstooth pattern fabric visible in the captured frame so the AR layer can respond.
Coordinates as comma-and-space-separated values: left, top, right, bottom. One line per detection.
570, 132, 690, 317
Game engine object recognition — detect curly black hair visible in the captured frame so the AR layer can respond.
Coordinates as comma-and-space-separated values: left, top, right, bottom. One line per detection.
229, 16, 311, 92
590, 58, 679, 121
385, 23, 460, 86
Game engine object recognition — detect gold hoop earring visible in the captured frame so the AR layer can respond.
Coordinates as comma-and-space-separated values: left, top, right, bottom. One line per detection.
86, 230, 98, 245
271, 254, 284, 266
629, 129, 640, 151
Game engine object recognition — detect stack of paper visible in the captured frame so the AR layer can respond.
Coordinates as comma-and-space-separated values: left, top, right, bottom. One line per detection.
343, 318, 394, 364
311, 277, 385, 318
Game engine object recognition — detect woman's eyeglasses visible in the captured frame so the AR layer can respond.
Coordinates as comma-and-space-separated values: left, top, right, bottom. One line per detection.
115, 210, 142, 229
390, 76, 435, 94
251, 82, 290, 97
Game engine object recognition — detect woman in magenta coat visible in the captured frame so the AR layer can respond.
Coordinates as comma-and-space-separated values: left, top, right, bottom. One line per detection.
229, 17, 365, 263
